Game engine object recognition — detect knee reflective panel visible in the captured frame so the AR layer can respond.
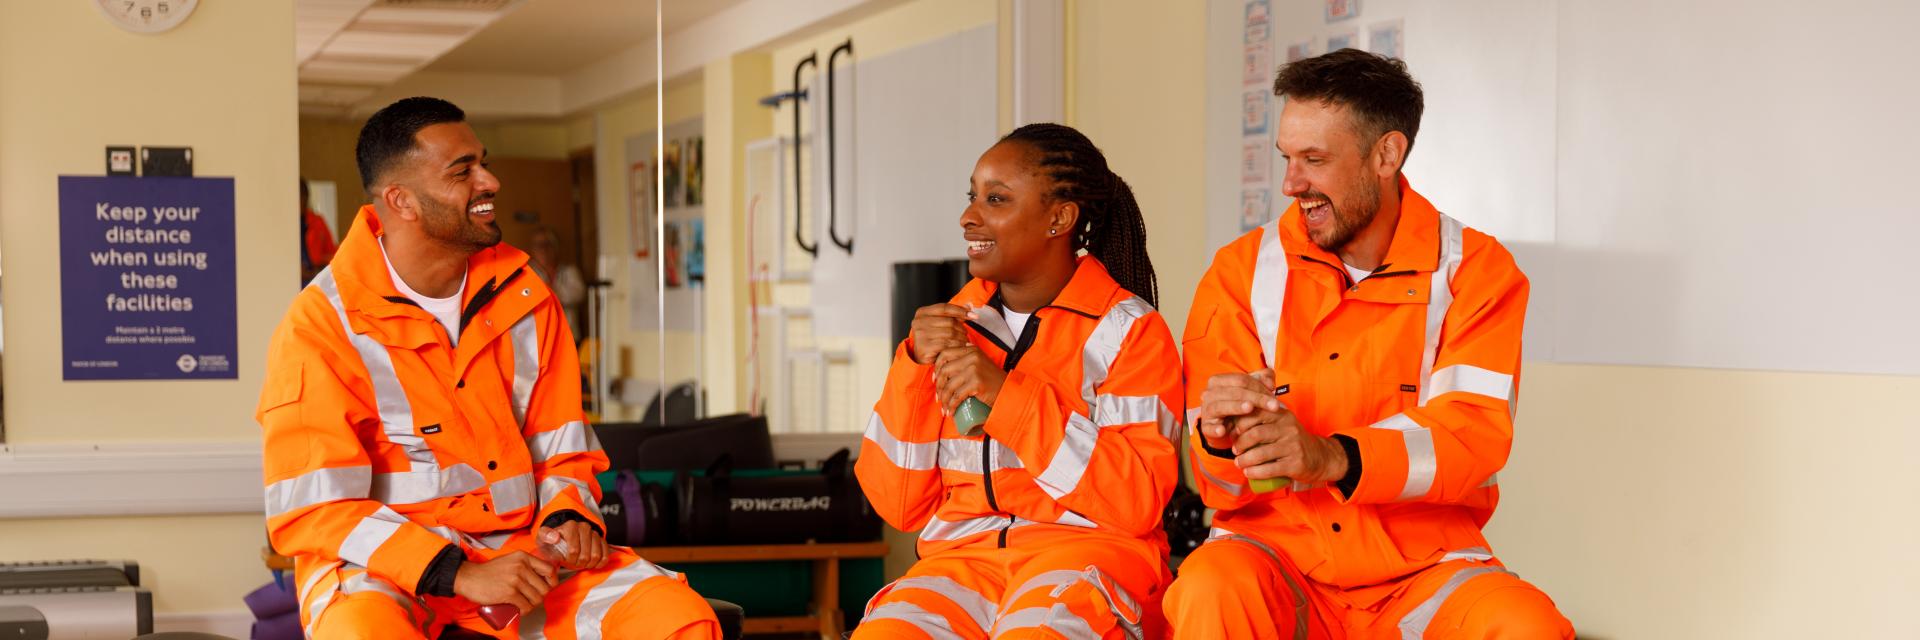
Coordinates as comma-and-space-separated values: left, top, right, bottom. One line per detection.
992, 566, 1143, 640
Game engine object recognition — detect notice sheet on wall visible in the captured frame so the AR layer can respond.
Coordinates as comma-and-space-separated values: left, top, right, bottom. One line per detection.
58, 176, 237, 380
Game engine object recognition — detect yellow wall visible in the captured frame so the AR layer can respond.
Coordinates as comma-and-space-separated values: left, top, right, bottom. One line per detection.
1070, 0, 1208, 335
0, 0, 297, 614
1485, 363, 1920, 637
471, 121, 573, 160
299, 115, 369, 231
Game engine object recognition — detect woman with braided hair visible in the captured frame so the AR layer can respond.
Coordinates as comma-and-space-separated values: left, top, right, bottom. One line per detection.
853, 123, 1183, 639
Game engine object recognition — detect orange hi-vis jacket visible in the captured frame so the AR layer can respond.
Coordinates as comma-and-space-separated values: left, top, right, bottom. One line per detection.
259, 205, 605, 595
857, 256, 1184, 558
1183, 177, 1529, 589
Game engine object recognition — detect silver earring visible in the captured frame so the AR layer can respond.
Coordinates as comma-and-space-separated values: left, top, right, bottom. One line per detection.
1048, 228, 1057, 235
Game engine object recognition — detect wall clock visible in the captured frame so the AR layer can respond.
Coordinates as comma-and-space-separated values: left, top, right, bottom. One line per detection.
96, 0, 199, 34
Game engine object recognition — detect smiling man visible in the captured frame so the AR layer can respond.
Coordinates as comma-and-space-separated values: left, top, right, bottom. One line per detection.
258, 97, 718, 639
1162, 51, 1573, 638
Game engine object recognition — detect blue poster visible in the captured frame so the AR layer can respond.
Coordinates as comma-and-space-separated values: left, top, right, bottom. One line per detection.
59, 176, 237, 380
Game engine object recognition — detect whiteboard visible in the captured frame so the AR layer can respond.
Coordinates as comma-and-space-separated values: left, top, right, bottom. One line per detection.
809, 25, 997, 339
1208, 0, 1920, 375
1553, 0, 1920, 375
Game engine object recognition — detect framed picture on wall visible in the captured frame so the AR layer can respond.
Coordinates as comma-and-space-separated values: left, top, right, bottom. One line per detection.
663, 221, 684, 288
1326, 29, 1358, 52
688, 219, 706, 285
663, 139, 684, 208
685, 137, 704, 206
1368, 19, 1404, 59
628, 160, 653, 259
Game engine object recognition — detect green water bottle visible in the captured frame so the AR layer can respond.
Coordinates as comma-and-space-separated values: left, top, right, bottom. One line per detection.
954, 397, 992, 436
1249, 476, 1290, 493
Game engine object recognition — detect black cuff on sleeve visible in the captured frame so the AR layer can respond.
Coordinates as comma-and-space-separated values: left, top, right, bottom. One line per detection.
416, 544, 464, 598
1199, 434, 1237, 460
541, 509, 604, 538
1331, 434, 1363, 498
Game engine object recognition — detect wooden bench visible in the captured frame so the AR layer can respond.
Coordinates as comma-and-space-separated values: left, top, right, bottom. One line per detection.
636, 541, 890, 640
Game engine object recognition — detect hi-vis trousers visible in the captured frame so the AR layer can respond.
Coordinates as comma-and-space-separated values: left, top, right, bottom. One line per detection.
852, 536, 1167, 639
1163, 532, 1572, 639
296, 532, 719, 639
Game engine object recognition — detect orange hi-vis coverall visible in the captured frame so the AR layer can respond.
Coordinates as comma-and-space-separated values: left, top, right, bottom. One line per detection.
259, 206, 718, 639
1164, 179, 1573, 639
855, 256, 1183, 640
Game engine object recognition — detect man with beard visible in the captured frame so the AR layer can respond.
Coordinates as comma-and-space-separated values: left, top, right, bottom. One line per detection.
1163, 50, 1574, 638
258, 97, 718, 639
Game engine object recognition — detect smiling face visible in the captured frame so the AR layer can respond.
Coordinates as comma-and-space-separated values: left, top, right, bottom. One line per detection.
404, 122, 501, 252
1275, 98, 1384, 253
960, 141, 1076, 286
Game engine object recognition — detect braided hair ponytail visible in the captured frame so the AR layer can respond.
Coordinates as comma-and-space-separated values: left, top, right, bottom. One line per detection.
999, 123, 1159, 308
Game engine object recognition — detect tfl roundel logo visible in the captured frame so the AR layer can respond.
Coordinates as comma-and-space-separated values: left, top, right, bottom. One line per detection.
176, 354, 198, 373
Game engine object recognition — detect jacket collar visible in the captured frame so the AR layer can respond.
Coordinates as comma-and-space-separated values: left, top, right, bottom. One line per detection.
1278, 175, 1440, 275
329, 205, 534, 325
956, 255, 1126, 319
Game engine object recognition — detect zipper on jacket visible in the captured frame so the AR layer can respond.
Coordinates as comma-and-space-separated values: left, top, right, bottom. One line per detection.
975, 307, 1040, 548
458, 267, 526, 333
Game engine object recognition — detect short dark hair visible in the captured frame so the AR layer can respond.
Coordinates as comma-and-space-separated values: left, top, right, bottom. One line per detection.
355, 97, 466, 191
1272, 48, 1424, 161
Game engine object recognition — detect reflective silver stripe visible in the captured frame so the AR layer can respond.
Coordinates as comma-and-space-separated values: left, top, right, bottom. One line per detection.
527, 421, 600, 464
1251, 220, 1288, 367
1159, 402, 1183, 442
1190, 407, 1250, 497
938, 438, 1024, 474
920, 514, 1031, 542
371, 471, 441, 506
887, 576, 998, 634
371, 463, 485, 506
1441, 547, 1493, 563
315, 269, 425, 469
338, 506, 409, 568
865, 412, 938, 471
342, 571, 424, 630
491, 472, 536, 514
1371, 414, 1436, 501
865, 601, 967, 640
509, 314, 540, 427
540, 476, 599, 513
993, 604, 1099, 639
265, 466, 371, 517
1194, 455, 1247, 497
298, 560, 341, 606
997, 567, 1142, 640
423, 525, 460, 545
1428, 364, 1513, 403
574, 557, 677, 639
303, 586, 336, 638
1397, 566, 1513, 640
1003, 569, 1090, 612
1417, 215, 1465, 406
1032, 412, 1102, 499
1077, 296, 1154, 408
1481, 473, 1499, 488
1090, 394, 1160, 428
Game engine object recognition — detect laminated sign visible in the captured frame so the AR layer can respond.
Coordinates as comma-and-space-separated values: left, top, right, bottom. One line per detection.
59, 176, 238, 380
